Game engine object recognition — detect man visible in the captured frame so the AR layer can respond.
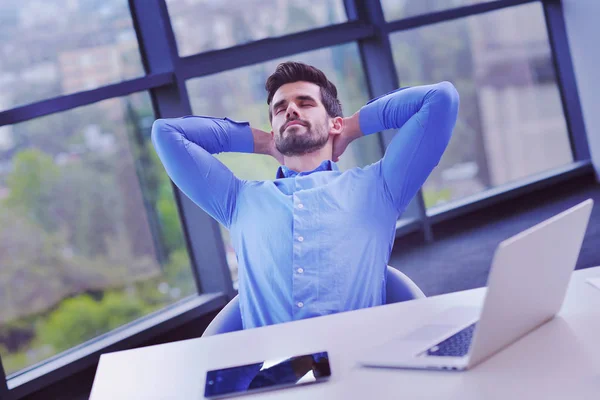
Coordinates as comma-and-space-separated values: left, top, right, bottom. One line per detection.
152, 62, 459, 330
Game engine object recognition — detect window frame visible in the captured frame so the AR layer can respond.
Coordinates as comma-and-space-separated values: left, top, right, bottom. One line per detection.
0, 0, 590, 397
0, 359, 8, 398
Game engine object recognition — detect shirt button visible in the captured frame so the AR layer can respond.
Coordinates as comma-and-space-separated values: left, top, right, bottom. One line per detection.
297, 267, 304, 274
297, 236, 304, 242
297, 203, 304, 209
297, 302, 304, 308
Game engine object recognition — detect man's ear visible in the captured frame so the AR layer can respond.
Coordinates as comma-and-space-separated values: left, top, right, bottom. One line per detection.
329, 116, 343, 136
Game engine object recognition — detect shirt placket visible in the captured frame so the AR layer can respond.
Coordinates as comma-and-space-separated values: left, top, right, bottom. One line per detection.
292, 176, 308, 319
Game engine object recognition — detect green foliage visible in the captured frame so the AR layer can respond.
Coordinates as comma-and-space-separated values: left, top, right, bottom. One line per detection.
157, 193, 185, 254
163, 247, 196, 296
2, 285, 164, 375
62, 163, 124, 257
29, 246, 193, 357
423, 188, 452, 209
0, 264, 192, 375
35, 292, 151, 354
0, 344, 28, 376
5, 149, 60, 229
0, 206, 70, 324
2, 147, 130, 259
215, 152, 279, 181
0, 97, 193, 374
152, 148, 186, 255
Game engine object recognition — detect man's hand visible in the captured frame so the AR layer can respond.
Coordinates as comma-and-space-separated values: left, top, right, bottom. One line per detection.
332, 111, 363, 162
251, 127, 284, 164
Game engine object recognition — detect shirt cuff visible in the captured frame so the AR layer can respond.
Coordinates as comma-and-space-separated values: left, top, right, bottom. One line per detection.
225, 118, 254, 153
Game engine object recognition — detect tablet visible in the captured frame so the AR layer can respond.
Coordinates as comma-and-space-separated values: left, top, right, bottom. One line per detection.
204, 351, 331, 399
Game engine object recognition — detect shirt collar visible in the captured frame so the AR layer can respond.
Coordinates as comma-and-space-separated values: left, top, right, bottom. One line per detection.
275, 160, 339, 179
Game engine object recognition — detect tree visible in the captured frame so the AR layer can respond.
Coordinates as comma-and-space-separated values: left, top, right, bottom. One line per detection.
124, 98, 169, 263
35, 292, 151, 353
5, 149, 60, 231
163, 247, 196, 297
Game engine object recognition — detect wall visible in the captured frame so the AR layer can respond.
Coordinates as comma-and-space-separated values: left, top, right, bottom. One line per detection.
563, 0, 600, 180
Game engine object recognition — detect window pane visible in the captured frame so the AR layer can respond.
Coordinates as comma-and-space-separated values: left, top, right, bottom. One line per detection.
390, 2, 573, 209
186, 44, 379, 286
382, 0, 494, 21
165, 0, 348, 56
0, 1, 144, 111
0, 93, 194, 375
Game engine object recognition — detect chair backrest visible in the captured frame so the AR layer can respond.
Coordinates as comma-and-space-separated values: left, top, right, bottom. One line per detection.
201, 266, 424, 337
386, 266, 425, 303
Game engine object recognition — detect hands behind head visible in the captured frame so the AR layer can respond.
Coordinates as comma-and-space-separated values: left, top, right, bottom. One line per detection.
332, 113, 363, 162
251, 127, 284, 164
257, 111, 362, 165
269, 141, 285, 165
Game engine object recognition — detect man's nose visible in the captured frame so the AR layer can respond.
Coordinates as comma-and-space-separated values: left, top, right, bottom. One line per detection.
286, 104, 300, 119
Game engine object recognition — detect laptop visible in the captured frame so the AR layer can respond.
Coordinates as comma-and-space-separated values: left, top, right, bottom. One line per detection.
358, 199, 594, 371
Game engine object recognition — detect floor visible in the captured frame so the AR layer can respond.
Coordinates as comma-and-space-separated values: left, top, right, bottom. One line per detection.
388, 178, 600, 296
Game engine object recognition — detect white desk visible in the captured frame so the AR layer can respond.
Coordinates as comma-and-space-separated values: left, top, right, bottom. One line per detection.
90, 267, 600, 400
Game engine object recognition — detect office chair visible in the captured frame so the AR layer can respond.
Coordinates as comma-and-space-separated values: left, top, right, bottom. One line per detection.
202, 266, 425, 337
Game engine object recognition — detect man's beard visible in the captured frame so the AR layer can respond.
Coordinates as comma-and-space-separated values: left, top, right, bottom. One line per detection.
275, 118, 329, 157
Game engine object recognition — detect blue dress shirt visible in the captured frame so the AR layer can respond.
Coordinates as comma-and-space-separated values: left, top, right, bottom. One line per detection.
151, 82, 459, 329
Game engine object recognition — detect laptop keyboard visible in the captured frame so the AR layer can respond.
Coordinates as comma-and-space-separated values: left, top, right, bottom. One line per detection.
425, 323, 477, 357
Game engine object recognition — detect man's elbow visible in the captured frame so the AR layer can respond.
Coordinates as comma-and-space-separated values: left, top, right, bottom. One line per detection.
433, 81, 460, 111
151, 119, 167, 140
151, 118, 176, 148
434, 81, 460, 110
427, 82, 459, 150
426, 82, 460, 134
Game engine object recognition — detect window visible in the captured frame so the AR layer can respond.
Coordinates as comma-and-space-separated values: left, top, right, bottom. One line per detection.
0, 0, 588, 392
382, 0, 495, 22
165, 0, 348, 56
390, 2, 573, 209
186, 43, 379, 285
0, 93, 194, 375
0, 0, 144, 111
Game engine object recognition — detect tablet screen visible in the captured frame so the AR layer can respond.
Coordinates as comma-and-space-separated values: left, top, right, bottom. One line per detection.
204, 351, 331, 398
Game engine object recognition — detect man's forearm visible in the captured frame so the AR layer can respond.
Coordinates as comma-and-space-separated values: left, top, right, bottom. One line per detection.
358, 82, 459, 135
337, 84, 456, 153
152, 115, 278, 160
365, 82, 459, 213
152, 115, 254, 155
151, 115, 251, 228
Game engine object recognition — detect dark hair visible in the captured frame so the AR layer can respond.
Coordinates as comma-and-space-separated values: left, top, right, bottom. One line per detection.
265, 62, 343, 120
